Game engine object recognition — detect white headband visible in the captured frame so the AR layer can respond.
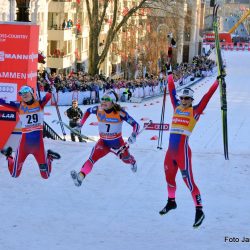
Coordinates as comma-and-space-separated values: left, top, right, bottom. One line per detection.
103, 90, 118, 103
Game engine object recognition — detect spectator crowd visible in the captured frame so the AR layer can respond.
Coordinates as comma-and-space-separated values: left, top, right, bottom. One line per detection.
37, 55, 215, 103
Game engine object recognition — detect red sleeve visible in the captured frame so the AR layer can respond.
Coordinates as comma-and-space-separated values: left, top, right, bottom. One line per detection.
40, 92, 52, 109
79, 106, 98, 126
168, 74, 178, 108
79, 111, 91, 126
194, 80, 219, 115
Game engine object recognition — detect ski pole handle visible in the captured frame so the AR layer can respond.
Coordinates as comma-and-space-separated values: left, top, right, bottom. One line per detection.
138, 120, 153, 136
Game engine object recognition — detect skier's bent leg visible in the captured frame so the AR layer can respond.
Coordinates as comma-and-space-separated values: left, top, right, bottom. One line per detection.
80, 159, 94, 176
164, 151, 178, 199
39, 164, 50, 179
120, 149, 136, 165
80, 140, 110, 177
120, 149, 137, 172
9, 146, 27, 178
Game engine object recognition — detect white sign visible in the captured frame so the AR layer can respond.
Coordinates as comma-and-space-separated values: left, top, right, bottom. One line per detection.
0, 83, 17, 101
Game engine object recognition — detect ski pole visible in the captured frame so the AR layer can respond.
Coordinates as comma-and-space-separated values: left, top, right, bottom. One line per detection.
157, 85, 167, 149
45, 72, 66, 141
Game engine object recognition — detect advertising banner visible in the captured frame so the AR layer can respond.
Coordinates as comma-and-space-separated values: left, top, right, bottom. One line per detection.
143, 122, 169, 131
0, 22, 39, 149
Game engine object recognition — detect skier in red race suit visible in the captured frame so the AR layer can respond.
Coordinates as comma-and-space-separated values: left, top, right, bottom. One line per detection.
71, 89, 140, 187
0, 85, 60, 179
159, 65, 219, 228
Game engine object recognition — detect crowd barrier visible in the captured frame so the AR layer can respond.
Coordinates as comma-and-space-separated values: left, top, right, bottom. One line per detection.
203, 42, 250, 51
40, 69, 214, 105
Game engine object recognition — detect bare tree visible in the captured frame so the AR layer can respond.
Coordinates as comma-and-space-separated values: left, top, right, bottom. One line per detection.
86, 0, 188, 75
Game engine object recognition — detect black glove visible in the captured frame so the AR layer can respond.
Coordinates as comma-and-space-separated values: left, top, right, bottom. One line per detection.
217, 74, 226, 80
47, 86, 52, 93
166, 64, 172, 75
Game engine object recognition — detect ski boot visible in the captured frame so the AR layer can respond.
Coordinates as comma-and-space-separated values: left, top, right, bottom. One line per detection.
1, 147, 13, 158
131, 162, 137, 173
193, 206, 205, 228
159, 198, 177, 215
71, 170, 85, 187
47, 149, 61, 160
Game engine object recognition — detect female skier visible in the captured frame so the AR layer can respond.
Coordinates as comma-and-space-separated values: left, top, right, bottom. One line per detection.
71, 89, 140, 187
0, 85, 60, 179
159, 65, 219, 228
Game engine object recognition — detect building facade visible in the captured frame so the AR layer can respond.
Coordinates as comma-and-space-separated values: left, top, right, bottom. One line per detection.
0, 0, 206, 76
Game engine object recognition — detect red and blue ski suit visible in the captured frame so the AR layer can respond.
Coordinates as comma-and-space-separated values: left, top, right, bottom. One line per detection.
164, 75, 219, 207
0, 93, 53, 179
79, 105, 140, 176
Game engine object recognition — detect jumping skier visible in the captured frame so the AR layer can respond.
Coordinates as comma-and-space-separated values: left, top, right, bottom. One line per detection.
159, 65, 219, 228
0, 85, 60, 179
71, 90, 140, 187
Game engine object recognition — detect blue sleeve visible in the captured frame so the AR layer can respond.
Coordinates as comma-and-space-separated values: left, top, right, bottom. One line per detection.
120, 109, 140, 134
87, 105, 98, 115
0, 98, 20, 110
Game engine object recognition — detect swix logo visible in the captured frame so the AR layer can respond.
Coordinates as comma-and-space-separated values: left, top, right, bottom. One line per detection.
172, 117, 190, 126
0, 111, 16, 121
0, 51, 38, 62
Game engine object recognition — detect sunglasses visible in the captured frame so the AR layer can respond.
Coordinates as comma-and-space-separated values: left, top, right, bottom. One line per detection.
180, 97, 191, 100
18, 87, 32, 96
101, 97, 113, 102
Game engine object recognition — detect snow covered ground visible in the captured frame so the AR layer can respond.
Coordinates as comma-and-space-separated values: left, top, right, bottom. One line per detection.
0, 51, 250, 250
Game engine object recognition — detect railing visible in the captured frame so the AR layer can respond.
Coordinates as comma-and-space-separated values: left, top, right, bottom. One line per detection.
43, 121, 64, 141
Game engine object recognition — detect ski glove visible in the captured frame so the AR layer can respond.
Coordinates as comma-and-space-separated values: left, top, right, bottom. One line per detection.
128, 132, 137, 144
166, 64, 172, 75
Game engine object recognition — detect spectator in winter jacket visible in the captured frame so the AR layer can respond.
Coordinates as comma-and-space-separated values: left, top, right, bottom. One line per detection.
64, 100, 84, 142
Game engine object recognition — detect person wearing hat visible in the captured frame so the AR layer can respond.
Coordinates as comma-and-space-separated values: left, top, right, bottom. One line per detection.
64, 100, 83, 142
0, 85, 60, 179
159, 65, 219, 228
70, 89, 140, 187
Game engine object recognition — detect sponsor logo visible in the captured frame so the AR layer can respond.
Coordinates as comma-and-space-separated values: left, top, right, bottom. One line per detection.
98, 113, 106, 121
0, 86, 15, 93
106, 117, 119, 123
0, 51, 38, 62
176, 109, 190, 116
0, 33, 28, 40
98, 113, 119, 123
143, 123, 169, 131
0, 51, 3, 61
172, 117, 190, 126
0, 111, 16, 121
0, 71, 37, 80
20, 106, 40, 113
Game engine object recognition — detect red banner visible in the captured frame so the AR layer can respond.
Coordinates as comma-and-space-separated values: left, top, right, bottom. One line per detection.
0, 22, 39, 149
0, 22, 39, 101
144, 123, 169, 131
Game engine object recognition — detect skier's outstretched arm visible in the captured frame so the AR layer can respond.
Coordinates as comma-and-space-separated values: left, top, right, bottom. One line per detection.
39, 92, 52, 109
0, 98, 20, 111
167, 68, 179, 109
79, 106, 98, 126
195, 80, 219, 115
